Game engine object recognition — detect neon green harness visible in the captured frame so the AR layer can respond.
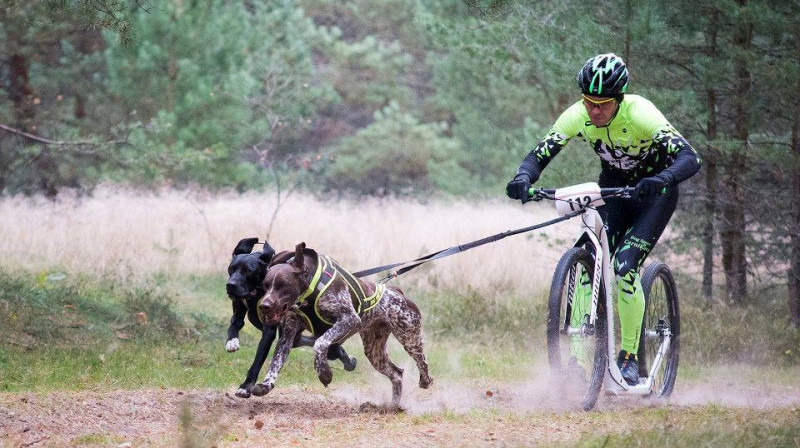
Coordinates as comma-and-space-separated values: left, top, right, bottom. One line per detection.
294, 254, 385, 335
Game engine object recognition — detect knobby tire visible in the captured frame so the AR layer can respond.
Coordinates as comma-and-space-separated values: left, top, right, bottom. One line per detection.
638, 261, 680, 398
546, 247, 606, 411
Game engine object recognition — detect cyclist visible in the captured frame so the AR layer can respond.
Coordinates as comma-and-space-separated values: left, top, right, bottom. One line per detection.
506, 53, 701, 385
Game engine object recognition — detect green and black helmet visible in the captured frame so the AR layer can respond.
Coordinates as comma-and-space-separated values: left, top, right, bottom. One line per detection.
577, 53, 629, 97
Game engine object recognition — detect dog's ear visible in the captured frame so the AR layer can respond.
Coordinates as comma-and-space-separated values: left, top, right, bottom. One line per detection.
259, 242, 276, 264
292, 242, 306, 269
232, 237, 260, 256
268, 250, 293, 268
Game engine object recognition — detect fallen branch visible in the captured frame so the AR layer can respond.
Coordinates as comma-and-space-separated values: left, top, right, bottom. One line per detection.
0, 122, 127, 146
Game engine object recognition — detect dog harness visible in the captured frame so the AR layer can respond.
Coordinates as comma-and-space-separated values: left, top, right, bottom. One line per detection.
295, 254, 385, 336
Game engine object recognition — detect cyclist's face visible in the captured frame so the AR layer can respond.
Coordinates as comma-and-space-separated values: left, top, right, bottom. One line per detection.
583, 95, 618, 127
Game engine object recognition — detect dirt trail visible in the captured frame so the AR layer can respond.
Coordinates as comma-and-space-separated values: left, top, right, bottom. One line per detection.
2, 372, 799, 447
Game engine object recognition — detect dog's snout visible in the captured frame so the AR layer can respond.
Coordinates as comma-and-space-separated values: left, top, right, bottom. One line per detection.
226, 282, 239, 296
258, 298, 284, 324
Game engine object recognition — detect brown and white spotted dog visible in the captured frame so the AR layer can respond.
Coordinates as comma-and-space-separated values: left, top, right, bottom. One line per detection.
250, 242, 433, 406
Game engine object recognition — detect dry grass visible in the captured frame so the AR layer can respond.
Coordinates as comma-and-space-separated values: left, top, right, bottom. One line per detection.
0, 186, 578, 295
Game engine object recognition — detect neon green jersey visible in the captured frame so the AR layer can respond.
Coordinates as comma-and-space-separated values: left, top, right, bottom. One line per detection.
522, 95, 701, 187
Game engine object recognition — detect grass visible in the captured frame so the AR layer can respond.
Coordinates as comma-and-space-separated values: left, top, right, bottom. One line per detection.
0, 186, 572, 293
0, 325, 539, 393
570, 406, 800, 448
0, 268, 201, 351
567, 407, 800, 448
1, 260, 799, 393
676, 273, 800, 367
72, 433, 126, 445
0, 263, 796, 447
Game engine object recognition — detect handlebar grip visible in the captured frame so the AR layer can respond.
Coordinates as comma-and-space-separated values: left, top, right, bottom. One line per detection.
528, 187, 556, 200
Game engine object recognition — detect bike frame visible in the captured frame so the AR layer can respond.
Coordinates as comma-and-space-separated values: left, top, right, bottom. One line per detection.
546, 184, 672, 396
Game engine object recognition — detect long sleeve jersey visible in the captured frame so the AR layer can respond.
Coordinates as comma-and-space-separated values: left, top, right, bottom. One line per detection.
517, 94, 702, 188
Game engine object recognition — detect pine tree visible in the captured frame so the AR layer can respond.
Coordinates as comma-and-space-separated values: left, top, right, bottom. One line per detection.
104, 1, 328, 189
0, 0, 140, 196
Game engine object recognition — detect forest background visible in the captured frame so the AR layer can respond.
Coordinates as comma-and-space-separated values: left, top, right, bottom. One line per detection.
2, 1, 800, 356
2, 1, 800, 445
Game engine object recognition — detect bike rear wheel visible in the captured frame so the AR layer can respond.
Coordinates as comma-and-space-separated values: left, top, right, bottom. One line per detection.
638, 261, 680, 398
546, 247, 606, 411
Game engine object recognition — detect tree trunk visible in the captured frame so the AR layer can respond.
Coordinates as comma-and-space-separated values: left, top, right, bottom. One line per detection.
720, 151, 747, 305
721, 0, 752, 305
74, 30, 104, 120
8, 54, 35, 128
2, 53, 35, 193
791, 146, 800, 328
623, 0, 631, 64
789, 29, 800, 329
702, 150, 717, 302
702, 14, 719, 304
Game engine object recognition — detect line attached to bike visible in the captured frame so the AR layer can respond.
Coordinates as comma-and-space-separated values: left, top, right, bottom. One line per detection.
353, 208, 587, 283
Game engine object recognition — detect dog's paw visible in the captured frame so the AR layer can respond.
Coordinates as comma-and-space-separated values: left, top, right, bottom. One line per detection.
225, 338, 240, 352
316, 364, 333, 387
235, 388, 251, 398
251, 382, 273, 397
342, 356, 357, 372
419, 375, 434, 389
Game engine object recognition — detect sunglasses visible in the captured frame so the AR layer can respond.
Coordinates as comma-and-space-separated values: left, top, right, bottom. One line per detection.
582, 94, 617, 108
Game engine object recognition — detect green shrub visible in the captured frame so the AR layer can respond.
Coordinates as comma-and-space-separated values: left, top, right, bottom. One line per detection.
673, 274, 800, 366
0, 268, 194, 348
418, 287, 548, 348
320, 102, 472, 196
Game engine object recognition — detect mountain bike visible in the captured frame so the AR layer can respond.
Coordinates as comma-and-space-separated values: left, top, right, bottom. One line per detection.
529, 182, 680, 411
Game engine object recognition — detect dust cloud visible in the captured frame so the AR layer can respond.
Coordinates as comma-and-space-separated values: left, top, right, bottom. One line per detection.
330, 360, 800, 414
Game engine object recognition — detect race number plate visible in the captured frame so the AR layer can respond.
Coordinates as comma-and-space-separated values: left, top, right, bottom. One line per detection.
554, 182, 605, 217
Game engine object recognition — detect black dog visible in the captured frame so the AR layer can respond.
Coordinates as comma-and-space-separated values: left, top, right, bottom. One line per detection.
225, 237, 357, 398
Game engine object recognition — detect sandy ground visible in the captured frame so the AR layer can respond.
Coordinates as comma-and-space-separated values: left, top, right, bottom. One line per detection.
2, 372, 799, 447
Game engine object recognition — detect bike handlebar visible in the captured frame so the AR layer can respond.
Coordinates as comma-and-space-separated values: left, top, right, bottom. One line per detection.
528, 186, 634, 201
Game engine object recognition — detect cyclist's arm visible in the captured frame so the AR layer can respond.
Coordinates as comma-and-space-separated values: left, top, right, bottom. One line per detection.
653, 128, 702, 185
516, 102, 582, 181
517, 128, 570, 180
632, 98, 702, 185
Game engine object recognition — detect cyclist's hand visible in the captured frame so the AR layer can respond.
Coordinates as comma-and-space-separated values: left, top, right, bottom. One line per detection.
634, 175, 668, 198
506, 174, 533, 203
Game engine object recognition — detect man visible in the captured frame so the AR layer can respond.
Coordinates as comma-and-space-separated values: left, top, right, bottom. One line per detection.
506, 53, 701, 385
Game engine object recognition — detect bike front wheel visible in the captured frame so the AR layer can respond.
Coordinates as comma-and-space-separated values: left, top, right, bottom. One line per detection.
638, 261, 680, 398
546, 247, 606, 411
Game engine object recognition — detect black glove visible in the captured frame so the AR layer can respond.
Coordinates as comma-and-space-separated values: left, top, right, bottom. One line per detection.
634, 172, 673, 198
506, 173, 535, 203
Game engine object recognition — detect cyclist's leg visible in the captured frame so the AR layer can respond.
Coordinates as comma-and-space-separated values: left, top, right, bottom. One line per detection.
598, 197, 632, 256
613, 190, 679, 355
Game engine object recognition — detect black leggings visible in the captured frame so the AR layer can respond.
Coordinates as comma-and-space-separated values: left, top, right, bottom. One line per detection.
599, 187, 679, 277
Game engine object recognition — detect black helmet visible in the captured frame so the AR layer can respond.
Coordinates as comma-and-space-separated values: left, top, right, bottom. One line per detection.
577, 53, 628, 97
